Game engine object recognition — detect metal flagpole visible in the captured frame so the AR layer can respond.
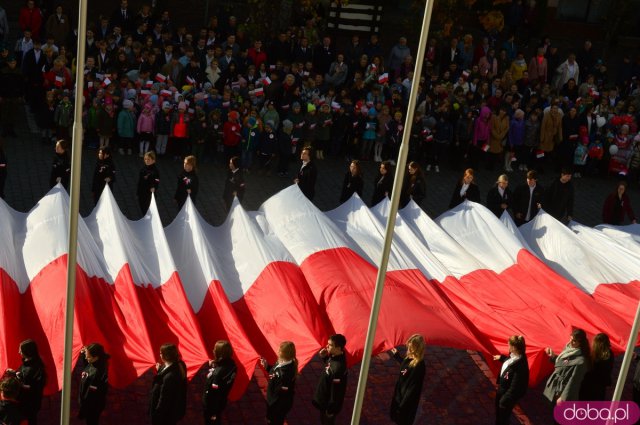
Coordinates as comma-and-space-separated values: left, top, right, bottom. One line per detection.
60, 0, 88, 423
350, 0, 435, 423
604, 300, 640, 425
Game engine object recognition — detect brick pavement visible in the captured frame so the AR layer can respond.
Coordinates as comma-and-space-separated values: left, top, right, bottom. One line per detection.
2, 106, 640, 424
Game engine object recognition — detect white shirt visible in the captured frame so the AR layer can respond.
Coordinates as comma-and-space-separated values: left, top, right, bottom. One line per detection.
500, 353, 521, 376
525, 184, 536, 221
460, 182, 469, 197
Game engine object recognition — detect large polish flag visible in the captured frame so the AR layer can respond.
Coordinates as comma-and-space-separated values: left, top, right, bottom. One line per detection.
518, 212, 640, 326
434, 201, 631, 373
261, 187, 496, 362
165, 198, 326, 399
85, 188, 208, 379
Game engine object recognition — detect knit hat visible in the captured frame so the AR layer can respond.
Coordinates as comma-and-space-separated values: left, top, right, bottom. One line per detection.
265, 120, 275, 129
248, 116, 257, 127
282, 119, 293, 130
292, 101, 301, 109
123, 99, 134, 109
162, 101, 171, 109
228, 110, 239, 121
126, 88, 137, 100
307, 103, 316, 112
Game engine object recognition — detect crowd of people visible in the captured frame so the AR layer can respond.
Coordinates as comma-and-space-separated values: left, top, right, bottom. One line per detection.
0, 0, 638, 223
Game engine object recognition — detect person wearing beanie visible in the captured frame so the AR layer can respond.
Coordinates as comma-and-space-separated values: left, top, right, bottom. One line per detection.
276, 120, 294, 177
117, 99, 136, 155
258, 120, 277, 175
287, 102, 305, 155
155, 102, 173, 156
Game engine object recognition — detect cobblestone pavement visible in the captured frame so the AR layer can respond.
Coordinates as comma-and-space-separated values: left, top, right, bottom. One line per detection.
3, 106, 639, 424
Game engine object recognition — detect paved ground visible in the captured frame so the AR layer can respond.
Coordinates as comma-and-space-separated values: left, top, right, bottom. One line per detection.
2, 105, 639, 424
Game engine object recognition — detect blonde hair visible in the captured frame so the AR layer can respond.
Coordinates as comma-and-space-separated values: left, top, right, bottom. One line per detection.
184, 155, 197, 171
508, 335, 526, 355
144, 151, 156, 161
406, 334, 426, 368
496, 174, 508, 184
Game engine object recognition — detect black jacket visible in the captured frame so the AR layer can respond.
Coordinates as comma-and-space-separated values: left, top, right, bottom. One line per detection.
49, 152, 70, 189
297, 161, 317, 201
371, 173, 393, 206
390, 353, 426, 425
0, 399, 23, 425
486, 186, 512, 217
92, 157, 116, 197
17, 357, 46, 417
512, 183, 544, 225
400, 174, 426, 208
149, 362, 187, 425
313, 354, 347, 415
202, 358, 237, 419
496, 355, 529, 409
449, 182, 481, 208
266, 361, 297, 421
78, 360, 109, 419
137, 164, 160, 198
223, 168, 245, 206
174, 170, 199, 208
579, 350, 614, 401
544, 179, 574, 221
340, 172, 364, 203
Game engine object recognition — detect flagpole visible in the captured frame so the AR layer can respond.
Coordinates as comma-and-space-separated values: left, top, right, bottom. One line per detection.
60, 0, 88, 423
350, 0, 435, 423
612, 299, 640, 401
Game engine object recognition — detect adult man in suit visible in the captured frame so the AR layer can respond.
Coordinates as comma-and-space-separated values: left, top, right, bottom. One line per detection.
111, 0, 133, 33
21, 38, 46, 110
512, 170, 544, 226
295, 146, 317, 201
441, 37, 462, 69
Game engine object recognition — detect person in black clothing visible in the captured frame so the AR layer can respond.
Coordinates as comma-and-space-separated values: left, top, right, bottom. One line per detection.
579, 333, 614, 401
260, 341, 298, 425
512, 170, 544, 226
137, 151, 160, 215
400, 161, 426, 208
174, 155, 199, 209
149, 343, 188, 425
276, 120, 293, 178
10, 339, 46, 425
203, 340, 237, 425
0, 138, 6, 199
371, 160, 394, 206
486, 174, 512, 218
223, 156, 245, 211
78, 343, 110, 425
389, 334, 427, 425
449, 168, 481, 208
0, 377, 24, 425
339, 160, 364, 203
313, 334, 348, 425
544, 169, 574, 223
492, 335, 529, 425
49, 139, 70, 190
91, 147, 116, 205
295, 146, 317, 201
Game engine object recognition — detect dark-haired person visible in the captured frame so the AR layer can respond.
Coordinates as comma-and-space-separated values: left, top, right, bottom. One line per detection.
602, 181, 636, 225
512, 170, 544, 226
174, 155, 199, 209
339, 160, 364, 203
13, 339, 46, 425
203, 340, 237, 425
400, 161, 426, 208
137, 151, 160, 215
371, 160, 394, 206
91, 147, 116, 205
78, 343, 110, 425
579, 333, 614, 401
544, 329, 590, 423
449, 168, 481, 208
389, 334, 427, 425
222, 156, 245, 211
313, 334, 348, 425
544, 168, 574, 223
260, 341, 298, 425
486, 174, 512, 218
49, 139, 70, 190
149, 343, 187, 425
0, 376, 24, 425
492, 335, 529, 425
294, 146, 317, 201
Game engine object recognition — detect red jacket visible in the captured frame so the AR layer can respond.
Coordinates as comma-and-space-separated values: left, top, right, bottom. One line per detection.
223, 120, 242, 147
247, 48, 268, 69
19, 6, 43, 40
